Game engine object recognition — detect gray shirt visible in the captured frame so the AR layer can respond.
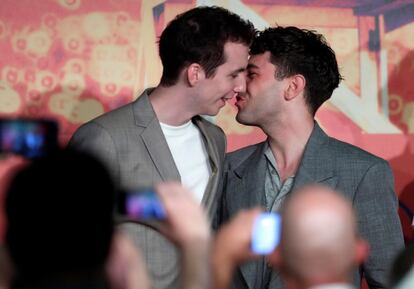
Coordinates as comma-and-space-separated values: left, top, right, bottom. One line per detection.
264, 142, 295, 212
263, 143, 295, 287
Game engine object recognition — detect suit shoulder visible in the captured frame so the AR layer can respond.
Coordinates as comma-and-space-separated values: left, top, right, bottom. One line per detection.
70, 102, 136, 148
328, 136, 388, 167
226, 142, 264, 167
77, 102, 140, 138
89, 102, 135, 129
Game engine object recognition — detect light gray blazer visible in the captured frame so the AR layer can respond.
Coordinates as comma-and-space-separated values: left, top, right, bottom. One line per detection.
218, 123, 404, 289
68, 89, 226, 289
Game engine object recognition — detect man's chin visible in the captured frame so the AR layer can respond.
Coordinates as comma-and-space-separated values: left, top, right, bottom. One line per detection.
201, 108, 221, 117
235, 113, 255, 126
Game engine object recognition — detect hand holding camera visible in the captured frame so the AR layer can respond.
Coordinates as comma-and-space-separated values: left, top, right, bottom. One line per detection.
116, 182, 210, 247
117, 189, 167, 221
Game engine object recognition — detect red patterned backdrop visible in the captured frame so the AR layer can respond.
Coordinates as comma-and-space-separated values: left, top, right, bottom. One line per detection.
0, 0, 413, 242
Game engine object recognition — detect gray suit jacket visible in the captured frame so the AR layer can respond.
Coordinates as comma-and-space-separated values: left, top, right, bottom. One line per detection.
68, 89, 226, 289
218, 123, 403, 289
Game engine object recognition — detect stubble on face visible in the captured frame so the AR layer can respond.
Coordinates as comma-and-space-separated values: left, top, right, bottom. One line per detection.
235, 52, 280, 126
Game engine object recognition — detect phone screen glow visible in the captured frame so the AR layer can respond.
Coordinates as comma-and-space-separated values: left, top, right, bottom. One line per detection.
251, 213, 281, 255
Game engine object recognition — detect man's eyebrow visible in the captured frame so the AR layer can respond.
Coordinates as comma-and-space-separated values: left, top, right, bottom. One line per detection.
235, 67, 247, 73
247, 63, 259, 69
229, 67, 246, 75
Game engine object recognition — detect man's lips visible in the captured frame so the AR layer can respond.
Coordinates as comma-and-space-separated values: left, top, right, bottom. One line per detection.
235, 96, 247, 109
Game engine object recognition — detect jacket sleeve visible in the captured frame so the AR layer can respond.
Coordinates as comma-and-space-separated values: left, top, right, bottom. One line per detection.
354, 160, 404, 289
67, 122, 120, 185
212, 156, 230, 231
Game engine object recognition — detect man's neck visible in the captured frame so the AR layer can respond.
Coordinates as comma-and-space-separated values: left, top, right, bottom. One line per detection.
149, 85, 195, 126
264, 117, 314, 181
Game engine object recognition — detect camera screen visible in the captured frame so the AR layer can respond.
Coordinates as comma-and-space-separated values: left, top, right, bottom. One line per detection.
0, 119, 58, 158
119, 190, 166, 220
251, 213, 281, 255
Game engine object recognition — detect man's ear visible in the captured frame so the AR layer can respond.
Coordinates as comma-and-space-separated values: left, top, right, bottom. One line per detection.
186, 63, 205, 86
284, 74, 306, 101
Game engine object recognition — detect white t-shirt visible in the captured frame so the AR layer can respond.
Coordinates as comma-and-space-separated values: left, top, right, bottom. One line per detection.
160, 120, 211, 203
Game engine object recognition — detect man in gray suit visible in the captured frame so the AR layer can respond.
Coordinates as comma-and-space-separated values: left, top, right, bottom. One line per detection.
218, 26, 404, 289
68, 6, 255, 289
212, 185, 370, 289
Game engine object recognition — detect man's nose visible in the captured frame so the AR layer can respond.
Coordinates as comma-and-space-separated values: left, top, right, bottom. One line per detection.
234, 74, 246, 93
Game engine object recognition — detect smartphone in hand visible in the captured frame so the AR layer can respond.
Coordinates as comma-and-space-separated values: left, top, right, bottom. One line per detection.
117, 189, 167, 221
0, 119, 58, 159
251, 212, 281, 255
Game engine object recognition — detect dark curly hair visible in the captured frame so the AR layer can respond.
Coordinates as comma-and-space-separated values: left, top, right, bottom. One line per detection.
250, 26, 342, 115
159, 6, 256, 86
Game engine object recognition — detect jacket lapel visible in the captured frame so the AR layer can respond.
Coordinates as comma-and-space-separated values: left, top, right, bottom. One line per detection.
193, 116, 222, 217
292, 123, 338, 192
232, 143, 267, 289
233, 142, 267, 212
133, 91, 181, 182
234, 125, 337, 289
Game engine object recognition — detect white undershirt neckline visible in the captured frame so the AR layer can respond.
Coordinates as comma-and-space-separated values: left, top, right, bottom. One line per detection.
160, 120, 211, 203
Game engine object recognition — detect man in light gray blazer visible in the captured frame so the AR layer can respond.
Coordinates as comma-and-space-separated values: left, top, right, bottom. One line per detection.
68, 7, 255, 289
217, 26, 404, 289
